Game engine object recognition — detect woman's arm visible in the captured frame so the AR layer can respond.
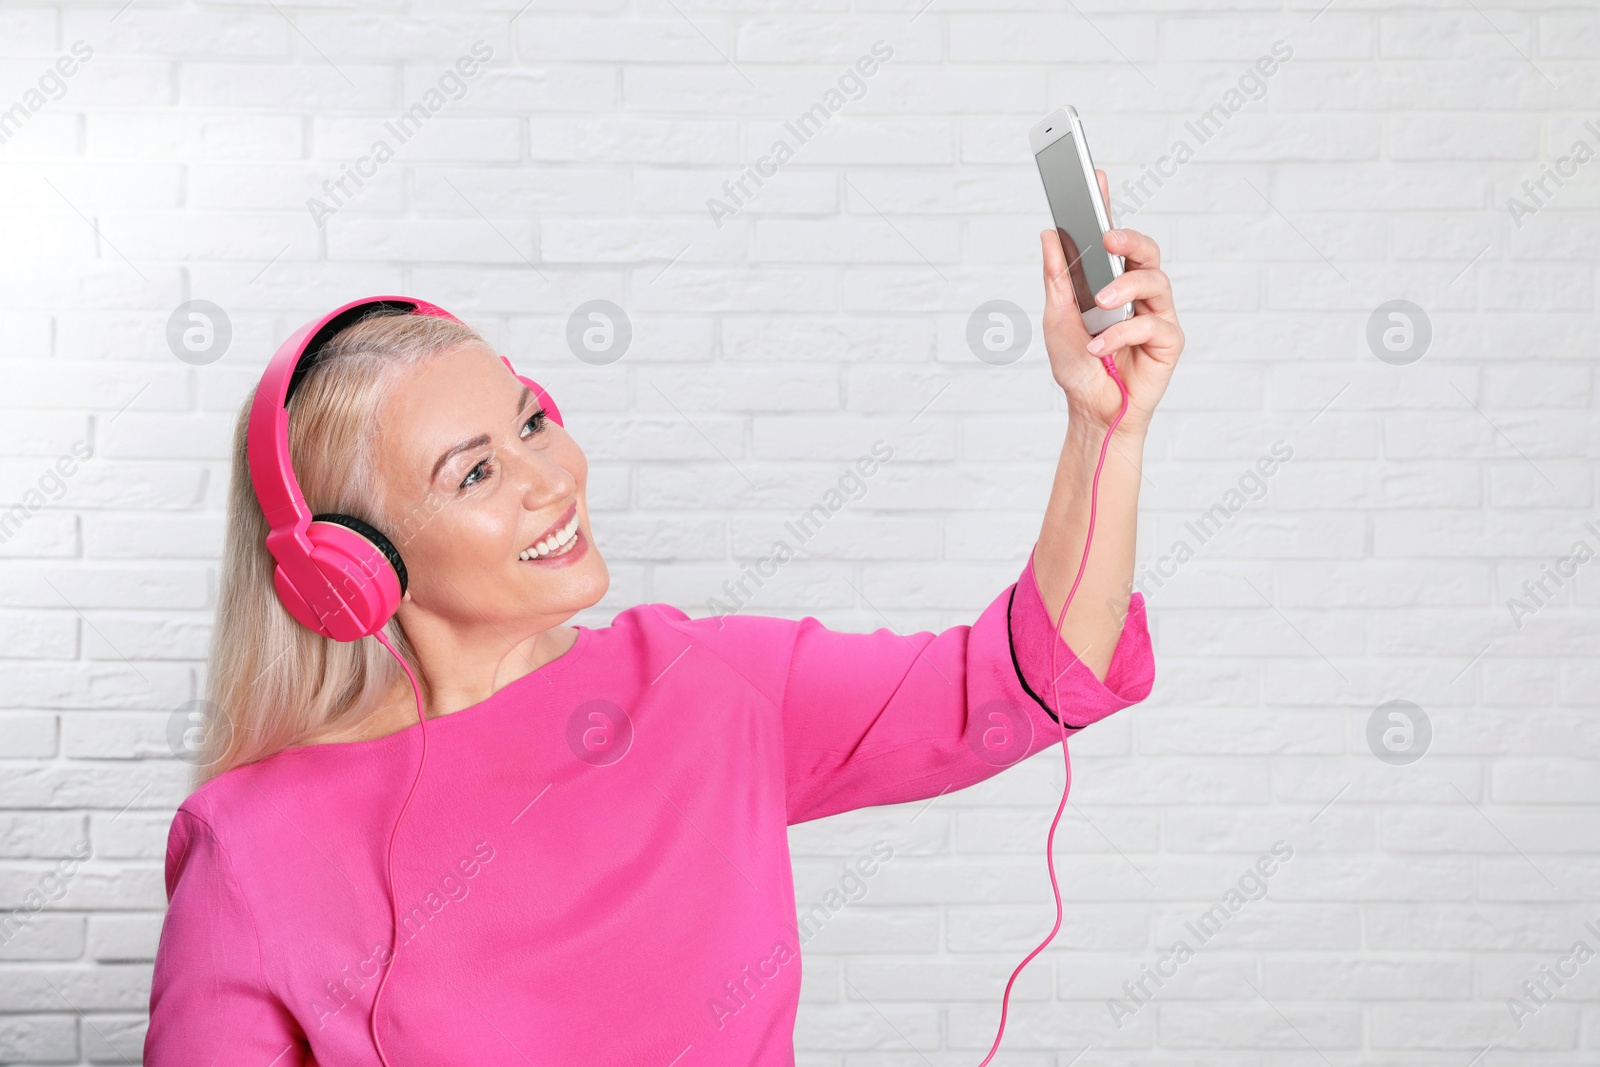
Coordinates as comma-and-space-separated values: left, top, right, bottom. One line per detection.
654, 564, 1154, 826
1033, 169, 1184, 683
1032, 420, 1144, 683
145, 806, 311, 1066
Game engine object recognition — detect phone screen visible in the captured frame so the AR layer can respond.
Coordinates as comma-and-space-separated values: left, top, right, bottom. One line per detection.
1035, 131, 1115, 314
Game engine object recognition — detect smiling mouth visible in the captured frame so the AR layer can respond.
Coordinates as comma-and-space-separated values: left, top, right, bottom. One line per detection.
519, 505, 580, 561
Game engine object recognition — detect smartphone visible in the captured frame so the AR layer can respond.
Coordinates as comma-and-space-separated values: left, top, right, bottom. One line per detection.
1029, 106, 1131, 336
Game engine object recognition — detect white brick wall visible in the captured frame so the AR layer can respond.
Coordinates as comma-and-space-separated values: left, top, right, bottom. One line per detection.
1, 1, 1596, 1063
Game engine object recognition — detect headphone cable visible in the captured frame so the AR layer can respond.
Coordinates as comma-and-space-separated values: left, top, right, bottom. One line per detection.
975, 351, 1130, 1066
368, 629, 430, 1067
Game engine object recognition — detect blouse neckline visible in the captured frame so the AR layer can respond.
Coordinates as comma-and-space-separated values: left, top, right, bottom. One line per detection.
277, 624, 594, 758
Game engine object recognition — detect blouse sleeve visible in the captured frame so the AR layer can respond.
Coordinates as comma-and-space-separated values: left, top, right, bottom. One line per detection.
144, 804, 310, 1066
655, 542, 1155, 827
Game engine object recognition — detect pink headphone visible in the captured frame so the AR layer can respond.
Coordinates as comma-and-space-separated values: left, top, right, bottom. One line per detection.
247, 295, 564, 641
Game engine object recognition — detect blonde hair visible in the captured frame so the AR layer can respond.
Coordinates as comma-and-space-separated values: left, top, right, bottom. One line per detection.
193, 309, 490, 789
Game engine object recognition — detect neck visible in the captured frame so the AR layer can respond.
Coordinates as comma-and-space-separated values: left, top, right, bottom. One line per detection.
392, 622, 581, 719
307, 624, 581, 745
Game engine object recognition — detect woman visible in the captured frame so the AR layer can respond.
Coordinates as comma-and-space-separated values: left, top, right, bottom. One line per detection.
143, 184, 1181, 1065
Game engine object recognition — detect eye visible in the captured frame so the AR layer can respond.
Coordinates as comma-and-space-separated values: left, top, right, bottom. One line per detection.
459, 458, 492, 491
458, 409, 549, 492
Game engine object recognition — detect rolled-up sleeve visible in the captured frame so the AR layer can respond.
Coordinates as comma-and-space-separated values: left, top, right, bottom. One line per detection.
1007, 542, 1154, 730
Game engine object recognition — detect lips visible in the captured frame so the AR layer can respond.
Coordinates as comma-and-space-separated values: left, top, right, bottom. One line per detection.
523, 502, 578, 557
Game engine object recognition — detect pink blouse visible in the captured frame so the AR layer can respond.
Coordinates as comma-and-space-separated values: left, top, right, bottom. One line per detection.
143, 545, 1154, 1065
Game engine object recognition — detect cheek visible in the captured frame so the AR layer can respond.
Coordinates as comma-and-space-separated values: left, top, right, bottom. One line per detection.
416, 506, 517, 567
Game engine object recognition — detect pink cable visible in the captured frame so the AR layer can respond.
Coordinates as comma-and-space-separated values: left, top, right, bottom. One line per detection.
369, 629, 431, 1067
975, 351, 1130, 1066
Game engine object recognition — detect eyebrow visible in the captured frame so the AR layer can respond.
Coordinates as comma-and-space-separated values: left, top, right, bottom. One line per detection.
431, 384, 534, 484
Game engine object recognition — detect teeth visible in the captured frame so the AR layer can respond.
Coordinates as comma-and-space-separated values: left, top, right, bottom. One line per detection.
519, 513, 580, 561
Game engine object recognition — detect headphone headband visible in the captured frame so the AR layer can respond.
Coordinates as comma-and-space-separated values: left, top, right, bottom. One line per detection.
246, 295, 563, 641
286, 299, 415, 406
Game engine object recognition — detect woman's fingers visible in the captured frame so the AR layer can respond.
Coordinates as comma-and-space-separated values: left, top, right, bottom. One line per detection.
1104, 227, 1160, 271
1084, 310, 1184, 361
1095, 267, 1175, 319
1095, 168, 1112, 227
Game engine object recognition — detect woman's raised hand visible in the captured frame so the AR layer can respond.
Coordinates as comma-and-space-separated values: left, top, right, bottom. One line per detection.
1039, 167, 1184, 439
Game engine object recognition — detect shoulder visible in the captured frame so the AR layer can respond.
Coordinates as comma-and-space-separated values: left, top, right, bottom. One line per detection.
601, 602, 802, 708
161, 780, 247, 901
162, 759, 293, 885
606, 601, 799, 644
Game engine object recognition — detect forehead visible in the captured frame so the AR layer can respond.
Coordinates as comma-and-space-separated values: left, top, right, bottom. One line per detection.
378, 343, 518, 466
384, 342, 508, 417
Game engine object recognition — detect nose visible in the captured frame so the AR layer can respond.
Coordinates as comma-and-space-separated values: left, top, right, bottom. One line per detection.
504, 434, 576, 508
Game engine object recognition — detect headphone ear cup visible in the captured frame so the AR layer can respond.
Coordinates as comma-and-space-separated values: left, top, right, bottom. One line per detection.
270, 565, 335, 639
296, 517, 406, 641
